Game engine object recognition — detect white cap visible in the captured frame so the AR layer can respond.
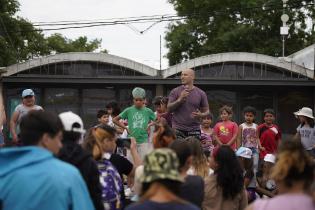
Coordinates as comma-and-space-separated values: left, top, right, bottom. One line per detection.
294, 107, 314, 119
22, 89, 35, 98
236, 147, 252, 159
264, 154, 276, 164
59, 111, 86, 134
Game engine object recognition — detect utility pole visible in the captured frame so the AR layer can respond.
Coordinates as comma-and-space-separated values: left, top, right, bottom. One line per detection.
280, 0, 289, 57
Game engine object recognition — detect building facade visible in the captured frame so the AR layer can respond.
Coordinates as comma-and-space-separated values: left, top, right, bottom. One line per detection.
1, 51, 314, 138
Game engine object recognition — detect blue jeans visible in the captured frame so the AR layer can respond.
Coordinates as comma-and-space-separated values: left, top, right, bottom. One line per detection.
249, 147, 259, 173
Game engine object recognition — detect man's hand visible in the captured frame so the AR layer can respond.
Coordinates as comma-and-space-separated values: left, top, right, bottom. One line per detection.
178, 89, 190, 102
191, 109, 202, 119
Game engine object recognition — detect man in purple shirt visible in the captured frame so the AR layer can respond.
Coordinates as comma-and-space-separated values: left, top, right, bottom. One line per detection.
167, 69, 210, 140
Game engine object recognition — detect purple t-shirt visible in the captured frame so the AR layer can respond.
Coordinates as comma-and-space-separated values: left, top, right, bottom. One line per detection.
168, 85, 209, 131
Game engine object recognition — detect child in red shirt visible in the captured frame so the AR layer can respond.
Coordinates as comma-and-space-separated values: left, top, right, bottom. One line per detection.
213, 105, 238, 150
258, 109, 281, 159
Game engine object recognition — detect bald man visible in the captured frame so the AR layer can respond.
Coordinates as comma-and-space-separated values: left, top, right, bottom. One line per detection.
167, 69, 210, 140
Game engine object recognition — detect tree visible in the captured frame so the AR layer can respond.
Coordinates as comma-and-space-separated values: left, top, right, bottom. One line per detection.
0, 0, 107, 67
0, 0, 49, 66
46, 33, 103, 54
166, 0, 315, 65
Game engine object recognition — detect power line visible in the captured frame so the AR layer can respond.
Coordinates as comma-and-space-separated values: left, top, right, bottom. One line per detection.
9, 0, 315, 33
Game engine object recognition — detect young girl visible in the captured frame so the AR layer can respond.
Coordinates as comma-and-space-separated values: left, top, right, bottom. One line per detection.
256, 154, 277, 198
200, 113, 215, 155
294, 107, 315, 158
213, 105, 238, 150
237, 106, 264, 172
186, 137, 213, 178
236, 147, 257, 203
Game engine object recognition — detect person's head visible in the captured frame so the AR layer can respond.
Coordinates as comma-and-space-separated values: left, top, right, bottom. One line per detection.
243, 106, 256, 124
201, 113, 213, 128
236, 147, 253, 171
153, 96, 168, 114
153, 119, 176, 149
140, 148, 183, 201
169, 140, 193, 172
219, 105, 233, 121
97, 109, 109, 125
262, 154, 276, 174
132, 87, 146, 108
21, 89, 36, 107
180, 69, 195, 86
294, 107, 315, 128
185, 136, 209, 178
210, 146, 244, 199
83, 124, 117, 160
263, 109, 275, 125
59, 111, 86, 143
105, 101, 121, 117
19, 110, 63, 155
271, 139, 314, 193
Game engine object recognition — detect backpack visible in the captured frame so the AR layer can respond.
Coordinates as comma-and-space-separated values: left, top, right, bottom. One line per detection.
97, 156, 123, 210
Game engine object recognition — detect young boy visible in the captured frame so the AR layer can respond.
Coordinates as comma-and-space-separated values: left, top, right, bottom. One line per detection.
113, 87, 156, 159
258, 109, 281, 160
96, 109, 109, 126
237, 106, 264, 172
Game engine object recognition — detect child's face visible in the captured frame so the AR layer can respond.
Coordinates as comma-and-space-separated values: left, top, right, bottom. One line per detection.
220, 110, 230, 121
244, 112, 255, 123
98, 114, 109, 125
133, 97, 145, 108
202, 117, 212, 127
298, 115, 306, 123
264, 113, 275, 125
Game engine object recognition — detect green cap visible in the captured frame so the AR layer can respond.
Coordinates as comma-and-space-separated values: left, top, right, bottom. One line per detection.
132, 87, 146, 99
141, 148, 183, 183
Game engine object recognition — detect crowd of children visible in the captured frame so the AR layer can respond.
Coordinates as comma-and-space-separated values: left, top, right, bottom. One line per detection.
0, 86, 314, 210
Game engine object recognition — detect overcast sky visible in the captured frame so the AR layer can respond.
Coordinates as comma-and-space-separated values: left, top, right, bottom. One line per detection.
17, 0, 175, 69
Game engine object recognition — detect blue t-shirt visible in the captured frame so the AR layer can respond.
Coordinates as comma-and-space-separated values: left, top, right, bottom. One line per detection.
126, 200, 199, 210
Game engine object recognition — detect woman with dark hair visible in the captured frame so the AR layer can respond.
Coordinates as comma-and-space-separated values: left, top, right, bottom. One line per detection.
126, 148, 199, 210
203, 145, 247, 210
246, 139, 315, 210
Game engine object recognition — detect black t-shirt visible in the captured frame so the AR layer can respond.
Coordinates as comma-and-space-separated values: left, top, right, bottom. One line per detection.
180, 175, 204, 208
109, 153, 133, 178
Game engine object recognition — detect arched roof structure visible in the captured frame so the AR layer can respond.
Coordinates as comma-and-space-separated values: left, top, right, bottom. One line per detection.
163, 52, 314, 79
3, 52, 158, 77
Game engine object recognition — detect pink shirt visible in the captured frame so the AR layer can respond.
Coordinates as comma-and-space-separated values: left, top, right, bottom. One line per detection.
214, 121, 238, 150
253, 194, 314, 210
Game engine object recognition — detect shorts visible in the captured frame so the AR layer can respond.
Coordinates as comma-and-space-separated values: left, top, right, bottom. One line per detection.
175, 129, 201, 140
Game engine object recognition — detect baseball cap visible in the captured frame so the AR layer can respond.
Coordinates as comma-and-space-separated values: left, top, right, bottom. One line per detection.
58, 111, 86, 134
132, 87, 146, 99
236, 147, 252, 159
141, 148, 183, 183
22, 89, 35, 98
264, 154, 276, 164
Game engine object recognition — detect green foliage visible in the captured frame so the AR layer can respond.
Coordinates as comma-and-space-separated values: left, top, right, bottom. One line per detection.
0, 0, 106, 67
166, 0, 315, 65
46, 33, 102, 53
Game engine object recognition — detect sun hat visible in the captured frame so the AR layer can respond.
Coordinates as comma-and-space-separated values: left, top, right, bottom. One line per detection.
59, 111, 86, 134
132, 87, 146, 99
141, 148, 183, 183
264, 154, 276, 164
22, 89, 35, 98
236, 147, 252, 159
293, 107, 314, 119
